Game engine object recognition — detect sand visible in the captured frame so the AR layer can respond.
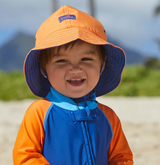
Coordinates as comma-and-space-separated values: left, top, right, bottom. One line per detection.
0, 97, 160, 165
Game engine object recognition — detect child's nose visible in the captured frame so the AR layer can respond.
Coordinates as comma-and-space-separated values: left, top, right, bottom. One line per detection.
69, 64, 82, 74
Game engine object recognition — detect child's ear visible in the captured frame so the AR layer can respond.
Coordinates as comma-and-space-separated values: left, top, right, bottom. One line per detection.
100, 57, 107, 75
100, 63, 105, 75
40, 67, 48, 79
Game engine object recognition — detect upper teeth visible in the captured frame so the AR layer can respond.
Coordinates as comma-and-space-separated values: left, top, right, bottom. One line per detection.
69, 79, 83, 82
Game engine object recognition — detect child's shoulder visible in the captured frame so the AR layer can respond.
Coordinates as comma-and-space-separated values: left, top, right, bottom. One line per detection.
97, 102, 121, 126
98, 102, 116, 117
30, 99, 52, 109
25, 99, 52, 119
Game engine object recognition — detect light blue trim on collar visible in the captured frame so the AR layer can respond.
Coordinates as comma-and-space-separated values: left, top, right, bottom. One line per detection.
46, 87, 97, 111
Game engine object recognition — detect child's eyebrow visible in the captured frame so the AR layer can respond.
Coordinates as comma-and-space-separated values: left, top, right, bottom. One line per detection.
51, 54, 65, 59
51, 50, 97, 59
82, 50, 97, 55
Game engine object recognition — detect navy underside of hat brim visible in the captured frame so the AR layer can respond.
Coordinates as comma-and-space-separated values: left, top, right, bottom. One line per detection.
24, 50, 51, 97
93, 44, 126, 97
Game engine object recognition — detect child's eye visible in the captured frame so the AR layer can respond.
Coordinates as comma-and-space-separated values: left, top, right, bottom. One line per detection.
56, 59, 68, 63
81, 58, 92, 61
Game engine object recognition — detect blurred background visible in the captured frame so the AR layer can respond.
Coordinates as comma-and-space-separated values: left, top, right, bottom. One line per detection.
0, 1, 160, 165
0, 0, 160, 100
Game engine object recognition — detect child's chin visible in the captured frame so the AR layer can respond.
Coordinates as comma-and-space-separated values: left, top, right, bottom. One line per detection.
69, 95, 84, 99
67, 93, 87, 99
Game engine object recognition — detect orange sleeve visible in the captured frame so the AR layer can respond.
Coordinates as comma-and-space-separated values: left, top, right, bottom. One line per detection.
98, 103, 134, 165
13, 99, 52, 165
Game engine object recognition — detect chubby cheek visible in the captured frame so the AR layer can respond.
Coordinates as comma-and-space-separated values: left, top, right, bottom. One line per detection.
90, 72, 100, 86
86, 66, 101, 84
47, 68, 65, 87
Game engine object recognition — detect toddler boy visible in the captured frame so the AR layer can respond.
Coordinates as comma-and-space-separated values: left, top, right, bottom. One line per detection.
13, 5, 133, 165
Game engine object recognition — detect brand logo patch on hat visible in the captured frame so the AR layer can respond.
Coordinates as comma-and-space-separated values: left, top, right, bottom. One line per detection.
58, 14, 76, 22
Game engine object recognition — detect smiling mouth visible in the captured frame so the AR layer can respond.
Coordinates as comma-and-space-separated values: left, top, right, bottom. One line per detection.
67, 79, 85, 86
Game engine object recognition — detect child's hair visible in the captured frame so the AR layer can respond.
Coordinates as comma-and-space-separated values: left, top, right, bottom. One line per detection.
39, 39, 105, 71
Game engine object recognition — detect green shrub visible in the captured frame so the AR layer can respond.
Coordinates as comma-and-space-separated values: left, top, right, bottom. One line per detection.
106, 65, 160, 96
0, 71, 38, 101
144, 57, 160, 69
0, 65, 160, 101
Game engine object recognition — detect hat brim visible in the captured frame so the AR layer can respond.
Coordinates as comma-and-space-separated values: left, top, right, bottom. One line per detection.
24, 27, 126, 97
33, 27, 108, 50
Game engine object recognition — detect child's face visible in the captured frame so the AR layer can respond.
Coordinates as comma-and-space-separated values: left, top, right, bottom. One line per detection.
46, 42, 102, 98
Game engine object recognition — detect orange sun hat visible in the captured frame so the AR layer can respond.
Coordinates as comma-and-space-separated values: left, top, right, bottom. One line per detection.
24, 5, 126, 98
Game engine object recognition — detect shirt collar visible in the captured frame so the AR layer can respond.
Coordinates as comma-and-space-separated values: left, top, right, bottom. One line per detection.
46, 87, 98, 111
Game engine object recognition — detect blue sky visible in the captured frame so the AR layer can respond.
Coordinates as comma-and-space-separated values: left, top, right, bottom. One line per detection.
0, 0, 160, 58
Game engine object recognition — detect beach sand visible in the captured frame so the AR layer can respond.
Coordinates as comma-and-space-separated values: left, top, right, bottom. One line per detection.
0, 97, 160, 165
